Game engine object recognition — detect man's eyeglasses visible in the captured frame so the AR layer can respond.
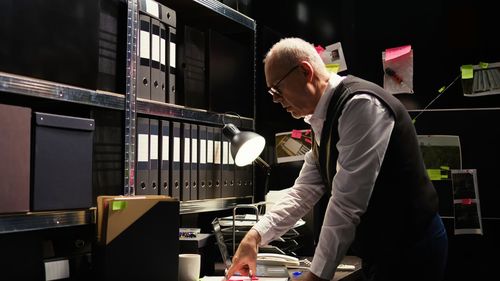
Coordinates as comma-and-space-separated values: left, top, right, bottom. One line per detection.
267, 65, 300, 97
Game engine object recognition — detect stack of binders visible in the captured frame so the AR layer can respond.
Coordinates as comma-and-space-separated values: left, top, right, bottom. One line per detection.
137, 0, 177, 103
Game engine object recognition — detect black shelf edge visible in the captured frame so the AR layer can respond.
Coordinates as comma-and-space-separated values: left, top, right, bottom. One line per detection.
0, 71, 125, 110
180, 196, 253, 214
195, 0, 255, 31
0, 208, 95, 234
136, 98, 254, 128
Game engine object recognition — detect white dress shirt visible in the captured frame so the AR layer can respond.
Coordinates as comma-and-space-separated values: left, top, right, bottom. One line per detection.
252, 74, 395, 280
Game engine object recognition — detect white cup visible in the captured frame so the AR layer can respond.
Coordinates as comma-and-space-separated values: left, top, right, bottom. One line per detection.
178, 253, 201, 281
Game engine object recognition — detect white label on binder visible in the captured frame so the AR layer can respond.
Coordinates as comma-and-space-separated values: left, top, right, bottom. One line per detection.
138, 134, 149, 162
170, 42, 176, 68
160, 37, 166, 65
150, 134, 158, 160
140, 31, 150, 59
173, 137, 180, 162
192, 139, 198, 163
162, 136, 169, 160
200, 139, 207, 164
152, 34, 160, 63
222, 141, 229, 164
214, 141, 221, 164
184, 137, 190, 163
207, 140, 214, 163
229, 143, 235, 164
145, 0, 159, 18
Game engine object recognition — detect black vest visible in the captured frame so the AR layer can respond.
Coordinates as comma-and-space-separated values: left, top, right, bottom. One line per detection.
313, 76, 438, 260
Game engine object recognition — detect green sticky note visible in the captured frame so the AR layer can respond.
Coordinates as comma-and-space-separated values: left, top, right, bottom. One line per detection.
438, 86, 445, 93
326, 63, 340, 74
440, 166, 450, 171
461, 65, 473, 79
441, 174, 449, 179
112, 200, 127, 211
479, 62, 489, 69
427, 169, 442, 181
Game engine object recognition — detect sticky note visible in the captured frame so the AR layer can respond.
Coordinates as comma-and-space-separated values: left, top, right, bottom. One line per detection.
315, 45, 325, 54
112, 200, 127, 211
461, 65, 473, 79
479, 62, 488, 68
384, 45, 411, 61
440, 166, 450, 171
438, 86, 445, 93
291, 130, 302, 139
427, 169, 442, 181
326, 63, 340, 73
461, 198, 472, 205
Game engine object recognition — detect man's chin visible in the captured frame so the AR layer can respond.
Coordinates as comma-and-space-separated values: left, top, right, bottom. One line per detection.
290, 112, 303, 119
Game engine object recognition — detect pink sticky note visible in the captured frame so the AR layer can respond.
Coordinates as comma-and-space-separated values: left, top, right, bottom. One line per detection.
291, 130, 302, 139
385, 45, 411, 61
315, 45, 325, 55
461, 198, 472, 205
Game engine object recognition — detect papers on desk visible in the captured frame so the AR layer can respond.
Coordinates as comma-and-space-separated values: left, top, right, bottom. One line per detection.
201, 277, 288, 281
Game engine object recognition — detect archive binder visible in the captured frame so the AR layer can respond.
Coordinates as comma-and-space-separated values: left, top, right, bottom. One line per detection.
213, 126, 223, 198
160, 120, 170, 196
182, 123, 191, 201
198, 125, 207, 200
159, 22, 167, 102
138, 14, 151, 100
149, 118, 160, 194
136, 117, 150, 194
168, 26, 177, 103
172, 121, 181, 200
190, 124, 199, 200
206, 126, 215, 199
150, 18, 163, 102
221, 139, 233, 198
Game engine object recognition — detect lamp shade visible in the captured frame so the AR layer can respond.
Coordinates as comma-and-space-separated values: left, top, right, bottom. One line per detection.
222, 123, 265, 167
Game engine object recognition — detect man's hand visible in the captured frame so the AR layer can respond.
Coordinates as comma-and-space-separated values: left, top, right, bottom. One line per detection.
225, 229, 261, 279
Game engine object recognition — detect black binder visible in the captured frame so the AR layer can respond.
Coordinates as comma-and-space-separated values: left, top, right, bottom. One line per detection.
159, 22, 168, 102
198, 125, 207, 200
167, 26, 177, 103
206, 126, 215, 199
182, 123, 191, 201
190, 124, 199, 200
138, 14, 151, 100
148, 118, 159, 194
171, 121, 181, 200
221, 139, 233, 198
212, 126, 222, 198
150, 18, 163, 102
136, 117, 150, 194
160, 120, 170, 196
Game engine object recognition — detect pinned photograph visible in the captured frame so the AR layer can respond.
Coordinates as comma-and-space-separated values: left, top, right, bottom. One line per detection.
320, 42, 348, 73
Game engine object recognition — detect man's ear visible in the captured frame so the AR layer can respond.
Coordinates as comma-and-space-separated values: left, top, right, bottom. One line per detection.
299, 61, 314, 82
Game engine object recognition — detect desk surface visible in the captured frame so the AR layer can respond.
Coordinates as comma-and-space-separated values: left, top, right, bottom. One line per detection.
214, 256, 362, 281
288, 256, 361, 281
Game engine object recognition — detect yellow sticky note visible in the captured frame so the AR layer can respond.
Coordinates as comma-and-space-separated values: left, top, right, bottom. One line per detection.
112, 200, 127, 211
326, 63, 340, 74
427, 169, 442, 181
461, 65, 473, 79
438, 86, 445, 93
479, 62, 489, 69
440, 166, 450, 171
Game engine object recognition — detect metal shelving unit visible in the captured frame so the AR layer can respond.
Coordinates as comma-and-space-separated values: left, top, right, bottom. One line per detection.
0, 0, 257, 234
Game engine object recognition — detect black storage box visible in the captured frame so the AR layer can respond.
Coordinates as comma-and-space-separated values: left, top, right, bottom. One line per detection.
32, 112, 94, 211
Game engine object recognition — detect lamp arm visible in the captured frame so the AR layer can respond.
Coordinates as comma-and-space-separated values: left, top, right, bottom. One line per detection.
254, 156, 271, 176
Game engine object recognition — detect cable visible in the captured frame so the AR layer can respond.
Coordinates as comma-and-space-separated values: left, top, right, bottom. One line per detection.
411, 74, 461, 123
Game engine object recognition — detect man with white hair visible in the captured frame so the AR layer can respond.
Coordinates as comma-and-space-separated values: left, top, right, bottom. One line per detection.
226, 38, 448, 281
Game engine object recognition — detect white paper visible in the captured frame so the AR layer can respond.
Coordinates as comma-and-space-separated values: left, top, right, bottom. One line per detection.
320, 42, 347, 72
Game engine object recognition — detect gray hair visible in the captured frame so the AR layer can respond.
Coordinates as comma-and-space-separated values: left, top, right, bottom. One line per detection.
264, 37, 329, 78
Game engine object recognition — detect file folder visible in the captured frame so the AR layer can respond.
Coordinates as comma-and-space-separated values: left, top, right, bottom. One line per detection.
206, 126, 215, 199
136, 117, 150, 194
138, 14, 151, 100
0, 104, 31, 213
190, 124, 199, 200
96, 195, 179, 281
167, 26, 177, 103
228, 142, 236, 196
182, 123, 191, 201
148, 118, 160, 194
159, 22, 167, 102
150, 18, 163, 102
213, 127, 223, 198
139, 0, 160, 19
243, 164, 254, 197
235, 161, 244, 197
221, 139, 232, 198
171, 121, 181, 200
198, 125, 207, 200
160, 120, 170, 196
